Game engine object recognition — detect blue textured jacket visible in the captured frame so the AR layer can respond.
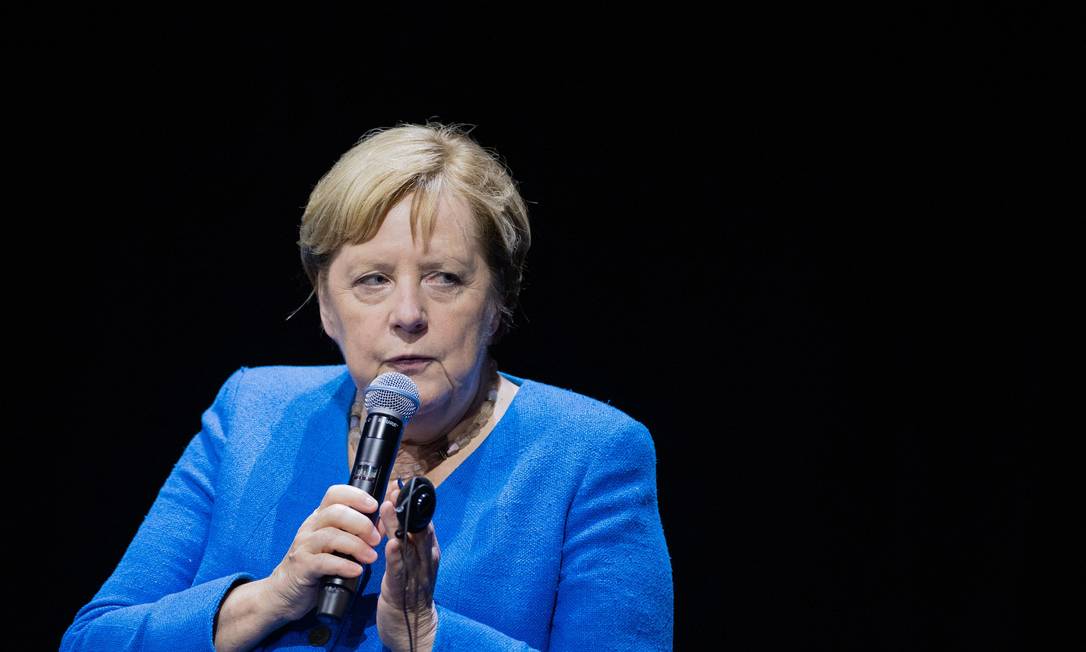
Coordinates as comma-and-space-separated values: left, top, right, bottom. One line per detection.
61, 365, 673, 651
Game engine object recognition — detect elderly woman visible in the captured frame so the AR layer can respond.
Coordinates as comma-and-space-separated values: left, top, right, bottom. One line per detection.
61, 122, 673, 651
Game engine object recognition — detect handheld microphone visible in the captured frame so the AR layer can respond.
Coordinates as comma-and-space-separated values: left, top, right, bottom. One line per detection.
315, 371, 420, 623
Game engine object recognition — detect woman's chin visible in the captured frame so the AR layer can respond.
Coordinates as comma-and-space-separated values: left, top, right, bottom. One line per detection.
412, 387, 444, 416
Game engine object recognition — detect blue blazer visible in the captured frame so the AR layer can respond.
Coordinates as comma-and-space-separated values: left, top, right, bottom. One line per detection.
61, 365, 673, 650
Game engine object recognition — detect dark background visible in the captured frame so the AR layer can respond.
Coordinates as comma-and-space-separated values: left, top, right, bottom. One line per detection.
10, 5, 1061, 650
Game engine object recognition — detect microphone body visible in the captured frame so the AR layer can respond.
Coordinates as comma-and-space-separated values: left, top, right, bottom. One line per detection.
316, 372, 419, 623
349, 412, 404, 501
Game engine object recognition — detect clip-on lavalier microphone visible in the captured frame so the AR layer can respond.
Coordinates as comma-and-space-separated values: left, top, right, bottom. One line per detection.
395, 476, 436, 538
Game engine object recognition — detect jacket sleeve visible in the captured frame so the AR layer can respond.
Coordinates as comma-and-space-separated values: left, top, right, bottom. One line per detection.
430, 420, 674, 652
60, 367, 258, 652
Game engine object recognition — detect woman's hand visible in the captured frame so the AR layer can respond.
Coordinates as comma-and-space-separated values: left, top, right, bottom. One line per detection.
376, 487, 441, 652
263, 484, 383, 622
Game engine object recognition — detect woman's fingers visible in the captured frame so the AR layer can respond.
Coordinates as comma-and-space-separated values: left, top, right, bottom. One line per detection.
383, 521, 439, 582
300, 527, 378, 565
319, 484, 380, 516
313, 502, 381, 546
408, 523, 439, 579
379, 490, 400, 540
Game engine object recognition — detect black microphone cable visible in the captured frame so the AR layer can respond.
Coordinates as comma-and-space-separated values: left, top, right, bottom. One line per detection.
399, 476, 415, 652
394, 474, 437, 652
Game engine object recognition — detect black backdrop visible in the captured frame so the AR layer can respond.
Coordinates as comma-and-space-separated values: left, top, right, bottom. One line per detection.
12, 5, 1060, 650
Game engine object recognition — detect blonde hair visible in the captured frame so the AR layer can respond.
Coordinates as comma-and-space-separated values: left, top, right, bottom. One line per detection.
295, 121, 532, 344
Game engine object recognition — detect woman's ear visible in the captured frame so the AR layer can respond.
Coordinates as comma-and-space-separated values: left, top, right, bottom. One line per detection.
487, 301, 501, 342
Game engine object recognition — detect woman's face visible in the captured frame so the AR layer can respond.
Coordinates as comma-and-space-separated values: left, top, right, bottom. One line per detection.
317, 191, 500, 441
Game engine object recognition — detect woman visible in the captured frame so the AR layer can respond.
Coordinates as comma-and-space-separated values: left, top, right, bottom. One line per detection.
61, 122, 673, 651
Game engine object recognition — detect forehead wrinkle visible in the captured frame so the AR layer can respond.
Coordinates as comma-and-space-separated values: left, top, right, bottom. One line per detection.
421, 253, 474, 269
338, 244, 474, 271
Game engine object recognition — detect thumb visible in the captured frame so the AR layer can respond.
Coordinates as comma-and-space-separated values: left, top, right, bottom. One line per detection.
379, 489, 400, 540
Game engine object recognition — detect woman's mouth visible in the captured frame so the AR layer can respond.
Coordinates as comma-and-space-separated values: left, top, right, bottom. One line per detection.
387, 357, 433, 373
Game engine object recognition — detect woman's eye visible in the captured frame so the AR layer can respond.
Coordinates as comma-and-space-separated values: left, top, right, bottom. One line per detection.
356, 275, 388, 286
431, 272, 461, 285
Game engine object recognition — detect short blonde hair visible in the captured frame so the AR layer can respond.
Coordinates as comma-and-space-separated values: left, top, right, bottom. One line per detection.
296, 121, 532, 344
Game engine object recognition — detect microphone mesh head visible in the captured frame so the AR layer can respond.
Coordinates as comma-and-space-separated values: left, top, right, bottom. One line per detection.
363, 372, 421, 422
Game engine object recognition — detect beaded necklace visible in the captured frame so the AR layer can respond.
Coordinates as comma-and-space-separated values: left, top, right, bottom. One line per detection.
348, 358, 500, 484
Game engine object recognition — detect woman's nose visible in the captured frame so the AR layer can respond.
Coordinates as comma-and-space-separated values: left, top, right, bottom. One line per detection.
390, 281, 427, 334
